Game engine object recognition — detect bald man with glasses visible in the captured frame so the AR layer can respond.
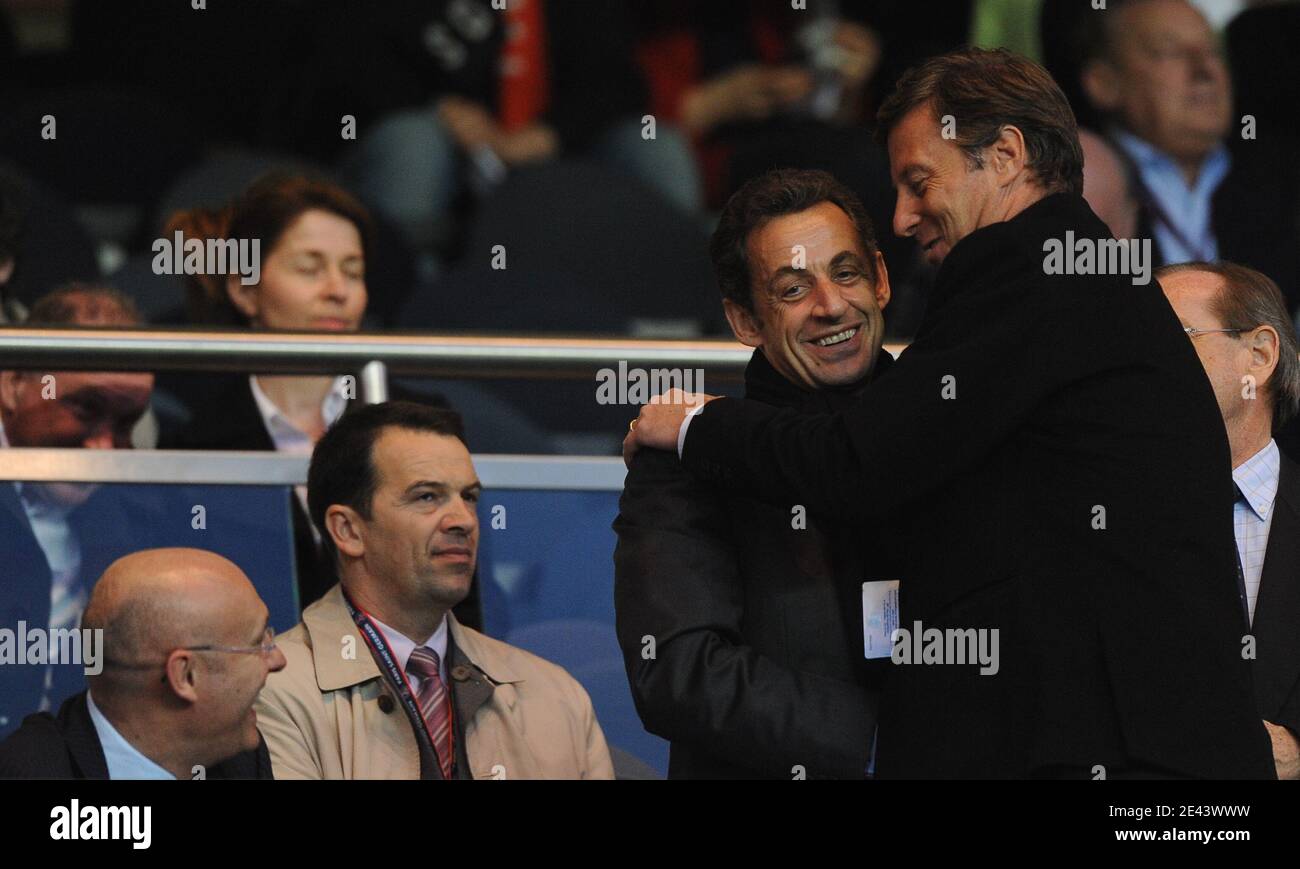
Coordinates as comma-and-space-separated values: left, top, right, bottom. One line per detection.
0, 548, 285, 779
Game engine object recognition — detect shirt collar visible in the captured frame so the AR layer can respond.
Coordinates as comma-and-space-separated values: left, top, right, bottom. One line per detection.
369, 614, 449, 677
743, 346, 893, 411
248, 375, 351, 440
85, 690, 176, 780
1233, 439, 1280, 522
1110, 128, 1231, 196
0, 420, 70, 516
306, 585, 521, 690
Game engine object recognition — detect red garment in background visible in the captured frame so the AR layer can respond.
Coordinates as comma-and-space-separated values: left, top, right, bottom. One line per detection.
634, 1, 793, 207
498, 0, 550, 132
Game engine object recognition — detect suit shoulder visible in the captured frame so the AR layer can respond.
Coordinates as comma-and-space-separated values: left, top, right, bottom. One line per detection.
1275, 450, 1300, 511
260, 623, 317, 699
166, 380, 263, 450
0, 712, 71, 778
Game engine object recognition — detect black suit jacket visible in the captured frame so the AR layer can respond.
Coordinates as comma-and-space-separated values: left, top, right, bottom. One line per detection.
1253, 452, 1300, 736
164, 380, 482, 628
0, 691, 272, 779
681, 193, 1275, 779
0, 483, 138, 738
614, 350, 896, 779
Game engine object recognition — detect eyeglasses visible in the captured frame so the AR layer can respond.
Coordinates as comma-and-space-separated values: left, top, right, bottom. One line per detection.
1184, 327, 1244, 339
180, 626, 277, 657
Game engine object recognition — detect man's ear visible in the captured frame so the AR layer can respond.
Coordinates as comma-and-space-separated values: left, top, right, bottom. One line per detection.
1081, 58, 1123, 115
1248, 324, 1281, 396
871, 251, 892, 311
163, 650, 200, 704
722, 298, 764, 348
326, 505, 366, 559
989, 124, 1029, 185
225, 273, 259, 323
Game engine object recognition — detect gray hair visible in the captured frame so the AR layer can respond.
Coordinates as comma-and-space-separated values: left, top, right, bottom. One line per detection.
1157, 261, 1300, 431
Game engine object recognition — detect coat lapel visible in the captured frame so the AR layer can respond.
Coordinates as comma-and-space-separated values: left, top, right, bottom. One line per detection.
0, 478, 34, 538
1253, 453, 1300, 718
61, 692, 110, 780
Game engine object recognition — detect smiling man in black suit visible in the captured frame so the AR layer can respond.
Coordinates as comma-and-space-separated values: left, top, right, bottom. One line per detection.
615, 169, 896, 778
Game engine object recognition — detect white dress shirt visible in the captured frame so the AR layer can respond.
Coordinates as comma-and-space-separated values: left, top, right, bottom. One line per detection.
676, 403, 707, 458
370, 615, 450, 693
1233, 440, 1279, 626
248, 375, 350, 537
86, 690, 175, 780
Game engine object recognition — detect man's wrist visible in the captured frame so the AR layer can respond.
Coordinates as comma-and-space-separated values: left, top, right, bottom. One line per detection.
677, 403, 708, 459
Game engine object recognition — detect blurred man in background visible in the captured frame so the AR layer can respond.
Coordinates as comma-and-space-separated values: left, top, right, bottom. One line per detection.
1078, 0, 1298, 309
0, 285, 153, 737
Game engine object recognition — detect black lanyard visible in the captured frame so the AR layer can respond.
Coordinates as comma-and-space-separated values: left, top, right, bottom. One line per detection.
342, 591, 455, 779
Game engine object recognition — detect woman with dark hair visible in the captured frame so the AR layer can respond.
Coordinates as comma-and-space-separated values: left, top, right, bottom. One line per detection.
170, 173, 375, 444
162, 174, 476, 624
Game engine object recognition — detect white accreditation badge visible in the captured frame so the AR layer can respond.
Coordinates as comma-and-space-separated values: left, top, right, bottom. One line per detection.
862, 580, 900, 659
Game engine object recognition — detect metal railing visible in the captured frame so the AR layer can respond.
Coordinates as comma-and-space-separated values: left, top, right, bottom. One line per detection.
0, 449, 628, 490
0, 327, 910, 401
0, 327, 753, 395
0, 327, 807, 485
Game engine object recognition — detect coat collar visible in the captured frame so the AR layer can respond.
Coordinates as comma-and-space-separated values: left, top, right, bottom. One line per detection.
742, 346, 893, 413
0, 476, 34, 539
1253, 451, 1300, 715
304, 584, 522, 692
59, 692, 111, 780
931, 192, 1107, 312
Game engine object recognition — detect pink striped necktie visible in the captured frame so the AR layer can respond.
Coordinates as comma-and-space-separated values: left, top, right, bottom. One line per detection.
407, 646, 454, 780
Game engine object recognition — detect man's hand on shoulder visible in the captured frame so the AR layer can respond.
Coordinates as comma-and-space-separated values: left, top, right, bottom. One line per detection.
622, 389, 719, 467
1264, 720, 1300, 779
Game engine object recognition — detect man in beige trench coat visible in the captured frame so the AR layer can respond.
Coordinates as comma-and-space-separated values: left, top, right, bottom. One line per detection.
255, 402, 613, 780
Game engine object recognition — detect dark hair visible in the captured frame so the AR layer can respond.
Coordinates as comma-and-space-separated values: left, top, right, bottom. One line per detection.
165, 172, 374, 325
1155, 261, 1300, 431
876, 47, 1084, 196
710, 168, 879, 313
308, 401, 467, 565
26, 283, 141, 326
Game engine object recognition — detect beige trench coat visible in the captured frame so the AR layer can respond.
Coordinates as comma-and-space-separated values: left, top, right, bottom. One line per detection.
255, 585, 614, 780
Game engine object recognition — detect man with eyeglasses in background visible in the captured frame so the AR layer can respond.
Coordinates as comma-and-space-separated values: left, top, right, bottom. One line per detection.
0, 548, 284, 779
1159, 261, 1300, 780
